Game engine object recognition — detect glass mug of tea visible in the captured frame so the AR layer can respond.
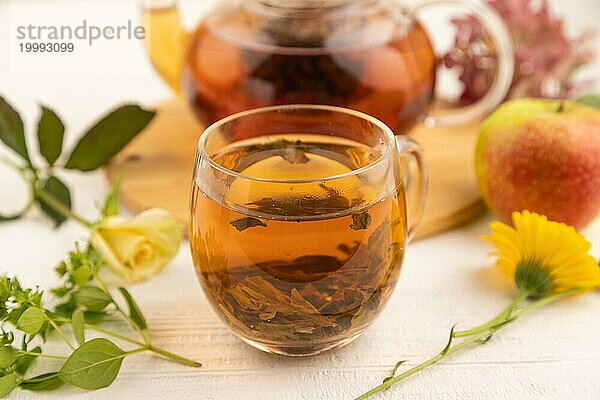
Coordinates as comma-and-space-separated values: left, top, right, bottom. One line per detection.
142, 0, 514, 134
189, 105, 427, 355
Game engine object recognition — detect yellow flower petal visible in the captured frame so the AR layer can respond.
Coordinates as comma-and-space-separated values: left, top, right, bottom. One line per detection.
485, 210, 600, 297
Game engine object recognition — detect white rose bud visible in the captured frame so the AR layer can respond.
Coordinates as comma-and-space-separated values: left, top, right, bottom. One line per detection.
91, 208, 183, 283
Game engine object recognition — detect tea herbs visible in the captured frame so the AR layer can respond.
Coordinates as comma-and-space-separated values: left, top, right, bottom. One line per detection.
0, 95, 198, 395
0, 96, 183, 284
0, 246, 200, 398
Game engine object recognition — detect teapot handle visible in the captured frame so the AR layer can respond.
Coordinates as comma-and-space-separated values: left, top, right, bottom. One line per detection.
409, 0, 515, 128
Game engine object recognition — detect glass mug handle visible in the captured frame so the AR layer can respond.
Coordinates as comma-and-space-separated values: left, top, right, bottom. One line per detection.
395, 136, 429, 242
409, 0, 515, 128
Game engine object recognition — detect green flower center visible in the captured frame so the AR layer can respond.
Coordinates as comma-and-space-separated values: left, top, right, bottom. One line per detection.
514, 259, 554, 299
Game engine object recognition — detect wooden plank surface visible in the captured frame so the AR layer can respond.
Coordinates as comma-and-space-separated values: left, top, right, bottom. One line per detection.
5, 217, 599, 399
1, 1, 599, 398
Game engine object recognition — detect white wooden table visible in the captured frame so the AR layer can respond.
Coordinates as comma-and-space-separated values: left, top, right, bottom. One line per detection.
1, 1, 599, 398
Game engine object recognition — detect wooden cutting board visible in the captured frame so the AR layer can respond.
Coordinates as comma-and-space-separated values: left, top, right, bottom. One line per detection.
105, 100, 485, 240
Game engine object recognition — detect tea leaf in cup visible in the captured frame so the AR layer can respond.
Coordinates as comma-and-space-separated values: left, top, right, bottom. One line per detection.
230, 217, 267, 232
350, 211, 372, 231
276, 139, 310, 164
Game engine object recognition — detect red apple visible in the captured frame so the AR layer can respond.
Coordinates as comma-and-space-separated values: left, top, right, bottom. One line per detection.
476, 98, 600, 229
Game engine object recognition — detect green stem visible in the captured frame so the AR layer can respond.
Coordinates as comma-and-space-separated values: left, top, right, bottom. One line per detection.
0, 156, 27, 172
354, 289, 578, 400
55, 318, 200, 367
453, 290, 529, 338
147, 345, 201, 367
33, 185, 94, 228
54, 315, 145, 347
126, 347, 148, 356
513, 288, 581, 317
47, 318, 75, 350
83, 323, 145, 347
356, 330, 491, 400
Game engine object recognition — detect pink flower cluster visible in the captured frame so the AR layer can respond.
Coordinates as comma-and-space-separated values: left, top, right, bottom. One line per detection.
443, 0, 595, 104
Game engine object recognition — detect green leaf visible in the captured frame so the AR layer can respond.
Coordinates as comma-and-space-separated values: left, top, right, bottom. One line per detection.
85, 245, 105, 275
37, 176, 72, 227
54, 261, 68, 277
72, 310, 85, 346
83, 311, 107, 325
0, 346, 20, 368
0, 373, 20, 398
37, 106, 64, 166
16, 307, 46, 335
441, 324, 458, 356
58, 338, 125, 390
70, 265, 91, 286
15, 346, 41, 375
6, 307, 25, 326
382, 360, 406, 383
118, 287, 147, 331
20, 373, 63, 391
102, 167, 125, 217
53, 300, 77, 318
64, 105, 155, 171
0, 96, 30, 163
576, 94, 600, 109
73, 287, 112, 312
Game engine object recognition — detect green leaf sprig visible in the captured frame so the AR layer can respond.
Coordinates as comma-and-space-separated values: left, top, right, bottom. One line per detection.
0, 246, 200, 397
0, 96, 154, 227
353, 289, 580, 399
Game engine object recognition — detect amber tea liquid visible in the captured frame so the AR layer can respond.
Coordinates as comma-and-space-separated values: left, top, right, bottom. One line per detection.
190, 134, 406, 355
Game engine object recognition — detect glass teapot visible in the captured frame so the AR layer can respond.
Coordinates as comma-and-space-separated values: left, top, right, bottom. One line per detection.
141, 0, 514, 134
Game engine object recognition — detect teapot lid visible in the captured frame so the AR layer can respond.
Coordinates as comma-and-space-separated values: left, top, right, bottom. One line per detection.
206, 0, 401, 51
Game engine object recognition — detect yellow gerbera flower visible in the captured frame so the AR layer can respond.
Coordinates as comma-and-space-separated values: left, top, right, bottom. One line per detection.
484, 210, 600, 298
